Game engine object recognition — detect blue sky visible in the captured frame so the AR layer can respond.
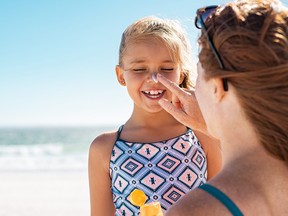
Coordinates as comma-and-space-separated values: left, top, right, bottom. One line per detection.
1, 0, 287, 127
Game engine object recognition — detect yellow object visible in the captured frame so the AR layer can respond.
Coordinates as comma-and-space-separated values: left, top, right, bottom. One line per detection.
140, 202, 163, 216
130, 189, 163, 216
130, 189, 147, 207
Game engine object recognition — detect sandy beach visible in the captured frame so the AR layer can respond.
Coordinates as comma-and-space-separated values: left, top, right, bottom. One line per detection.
0, 170, 90, 216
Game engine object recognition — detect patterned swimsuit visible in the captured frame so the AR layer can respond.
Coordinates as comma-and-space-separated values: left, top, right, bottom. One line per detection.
110, 126, 207, 215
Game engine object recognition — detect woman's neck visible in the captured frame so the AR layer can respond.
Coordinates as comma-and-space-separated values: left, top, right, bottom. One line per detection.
219, 117, 261, 167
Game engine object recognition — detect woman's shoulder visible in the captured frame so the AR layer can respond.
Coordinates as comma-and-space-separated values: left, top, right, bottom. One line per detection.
165, 185, 232, 216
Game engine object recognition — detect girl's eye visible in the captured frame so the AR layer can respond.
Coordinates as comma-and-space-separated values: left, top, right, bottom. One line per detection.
132, 68, 148, 73
160, 68, 174, 72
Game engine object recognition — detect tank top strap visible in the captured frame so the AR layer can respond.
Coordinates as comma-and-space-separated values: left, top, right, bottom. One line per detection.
198, 184, 243, 216
116, 125, 124, 140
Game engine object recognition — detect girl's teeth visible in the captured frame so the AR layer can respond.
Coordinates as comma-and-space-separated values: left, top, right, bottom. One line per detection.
144, 90, 163, 95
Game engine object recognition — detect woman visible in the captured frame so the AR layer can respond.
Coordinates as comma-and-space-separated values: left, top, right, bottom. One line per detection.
158, 0, 288, 215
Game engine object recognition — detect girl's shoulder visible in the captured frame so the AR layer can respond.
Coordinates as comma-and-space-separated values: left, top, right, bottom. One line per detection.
193, 130, 221, 154
89, 128, 121, 166
90, 130, 118, 153
193, 130, 222, 180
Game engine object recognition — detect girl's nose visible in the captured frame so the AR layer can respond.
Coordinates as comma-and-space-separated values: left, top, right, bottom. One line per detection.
152, 73, 158, 83
147, 72, 158, 83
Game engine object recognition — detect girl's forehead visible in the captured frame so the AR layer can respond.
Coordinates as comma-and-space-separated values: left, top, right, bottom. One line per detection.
123, 39, 175, 62
127, 36, 167, 48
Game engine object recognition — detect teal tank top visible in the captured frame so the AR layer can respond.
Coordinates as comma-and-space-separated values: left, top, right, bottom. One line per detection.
198, 184, 243, 216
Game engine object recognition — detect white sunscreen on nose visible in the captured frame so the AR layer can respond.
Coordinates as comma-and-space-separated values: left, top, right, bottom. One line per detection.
152, 73, 158, 83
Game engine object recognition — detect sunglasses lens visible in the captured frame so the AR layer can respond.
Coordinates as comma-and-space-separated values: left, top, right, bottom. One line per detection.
196, 6, 218, 29
195, 17, 202, 29
202, 7, 217, 22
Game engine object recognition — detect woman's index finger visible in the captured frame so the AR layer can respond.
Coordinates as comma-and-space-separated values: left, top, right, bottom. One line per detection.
157, 73, 190, 100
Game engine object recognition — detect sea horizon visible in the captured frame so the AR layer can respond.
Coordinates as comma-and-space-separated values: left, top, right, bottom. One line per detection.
0, 125, 118, 172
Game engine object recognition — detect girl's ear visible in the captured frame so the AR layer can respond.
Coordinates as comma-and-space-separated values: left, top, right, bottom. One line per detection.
213, 78, 226, 102
115, 65, 126, 86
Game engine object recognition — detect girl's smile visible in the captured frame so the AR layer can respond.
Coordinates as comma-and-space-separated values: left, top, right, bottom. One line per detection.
142, 89, 166, 100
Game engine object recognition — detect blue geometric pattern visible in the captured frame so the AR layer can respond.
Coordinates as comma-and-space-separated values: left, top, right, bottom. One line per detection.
110, 127, 207, 215
162, 158, 176, 169
166, 188, 182, 203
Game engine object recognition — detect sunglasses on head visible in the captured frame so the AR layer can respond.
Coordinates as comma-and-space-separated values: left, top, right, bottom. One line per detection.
195, 5, 229, 91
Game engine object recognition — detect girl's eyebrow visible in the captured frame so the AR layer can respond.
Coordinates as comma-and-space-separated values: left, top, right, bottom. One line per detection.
128, 59, 146, 64
162, 60, 174, 63
128, 59, 174, 64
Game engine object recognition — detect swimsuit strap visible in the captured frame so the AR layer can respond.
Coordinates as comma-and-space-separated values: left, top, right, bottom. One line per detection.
116, 125, 124, 140
198, 184, 243, 216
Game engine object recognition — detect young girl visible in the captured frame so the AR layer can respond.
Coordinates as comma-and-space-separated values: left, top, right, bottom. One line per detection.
88, 16, 222, 216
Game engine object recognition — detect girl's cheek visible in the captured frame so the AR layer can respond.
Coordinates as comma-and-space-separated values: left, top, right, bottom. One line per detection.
159, 72, 179, 82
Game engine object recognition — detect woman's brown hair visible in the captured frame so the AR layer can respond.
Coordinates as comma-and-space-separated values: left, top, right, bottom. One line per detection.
198, 0, 288, 162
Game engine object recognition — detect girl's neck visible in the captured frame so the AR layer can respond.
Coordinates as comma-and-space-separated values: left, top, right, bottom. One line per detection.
127, 108, 179, 128
120, 108, 187, 143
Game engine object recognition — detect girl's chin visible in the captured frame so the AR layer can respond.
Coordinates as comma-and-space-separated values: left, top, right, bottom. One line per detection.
147, 106, 167, 114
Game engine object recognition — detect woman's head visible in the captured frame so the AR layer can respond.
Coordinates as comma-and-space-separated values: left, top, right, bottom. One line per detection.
118, 16, 195, 89
197, 0, 288, 162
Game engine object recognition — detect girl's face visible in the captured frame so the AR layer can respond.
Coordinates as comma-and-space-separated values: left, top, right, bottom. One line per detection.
117, 37, 183, 113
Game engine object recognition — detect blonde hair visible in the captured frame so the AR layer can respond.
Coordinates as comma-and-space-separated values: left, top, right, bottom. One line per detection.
118, 16, 195, 89
198, 0, 288, 163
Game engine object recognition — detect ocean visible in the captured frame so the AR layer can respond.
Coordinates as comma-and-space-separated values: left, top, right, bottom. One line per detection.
0, 125, 117, 171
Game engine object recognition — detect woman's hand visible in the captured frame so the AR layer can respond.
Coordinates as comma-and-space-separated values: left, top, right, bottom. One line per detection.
157, 73, 207, 134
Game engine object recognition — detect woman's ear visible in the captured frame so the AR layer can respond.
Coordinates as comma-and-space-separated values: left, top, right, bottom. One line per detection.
115, 65, 126, 86
213, 78, 226, 102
